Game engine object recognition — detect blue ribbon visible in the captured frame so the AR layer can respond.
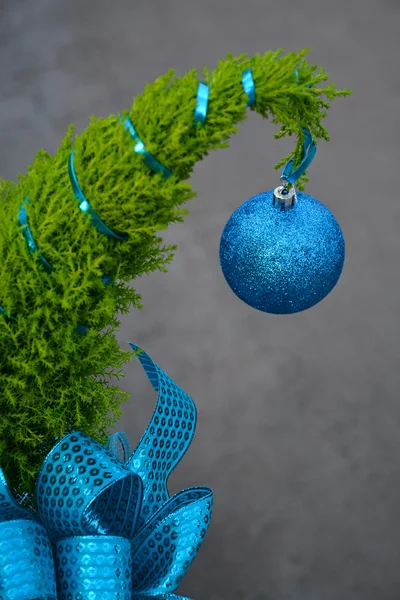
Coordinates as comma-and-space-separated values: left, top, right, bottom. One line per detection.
241, 68, 256, 107
122, 117, 173, 178
75, 324, 89, 334
68, 150, 128, 240
281, 126, 317, 184
194, 82, 210, 125
0, 344, 212, 600
17, 190, 114, 335
68, 150, 125, 334
280, 69, 316, 184
18, 199, 54, 273
0, 306, 17, 321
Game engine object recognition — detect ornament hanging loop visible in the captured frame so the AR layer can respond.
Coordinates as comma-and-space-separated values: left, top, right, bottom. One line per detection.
273, 180, 298, 210
273, 126, 316, 210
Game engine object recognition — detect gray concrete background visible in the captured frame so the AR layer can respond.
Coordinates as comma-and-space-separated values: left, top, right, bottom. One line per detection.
1, 1, 399, 599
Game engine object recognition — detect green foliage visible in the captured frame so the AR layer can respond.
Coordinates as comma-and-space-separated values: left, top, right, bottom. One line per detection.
0, 50, 350, 507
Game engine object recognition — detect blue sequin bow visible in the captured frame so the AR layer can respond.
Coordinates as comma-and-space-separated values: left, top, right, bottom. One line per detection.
0, 344, 212, 600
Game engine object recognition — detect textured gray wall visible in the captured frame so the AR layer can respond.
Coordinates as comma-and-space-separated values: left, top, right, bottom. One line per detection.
1, 1, 399, 599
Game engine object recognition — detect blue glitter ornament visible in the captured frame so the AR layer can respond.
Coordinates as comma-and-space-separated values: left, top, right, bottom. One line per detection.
219, 186, 345, 314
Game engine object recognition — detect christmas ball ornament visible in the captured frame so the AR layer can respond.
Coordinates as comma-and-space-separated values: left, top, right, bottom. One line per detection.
219, 184, 345, 314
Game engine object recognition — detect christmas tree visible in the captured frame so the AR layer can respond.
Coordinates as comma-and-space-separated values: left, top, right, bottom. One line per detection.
0, 49, 350, 507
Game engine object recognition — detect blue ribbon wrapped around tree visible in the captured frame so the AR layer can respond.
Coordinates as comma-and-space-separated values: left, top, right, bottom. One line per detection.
0, 344, 213, 600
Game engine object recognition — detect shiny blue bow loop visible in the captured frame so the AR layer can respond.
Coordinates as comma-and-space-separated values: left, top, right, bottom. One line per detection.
0, 467, 58, 599
124, 344, 199, 530
114, 345, 213, 594
0, 344, 213, 600
35, 429, 143, 541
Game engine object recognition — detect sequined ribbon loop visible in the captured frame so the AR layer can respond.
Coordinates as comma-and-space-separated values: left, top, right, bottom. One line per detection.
194, 81, 210, 125
241, 68, 256, 107
125, 344, 213, 594
68, 150, 128, 240
281, 126, 317, 184
0, 467, 58, 599
35, 429, 143, 540
108, 430, 131, 462
18, 198, 54, 273
122, 117, 173, 178
126, 343, 198, 529
55, 536, 132, 598
0, 343, 213, 600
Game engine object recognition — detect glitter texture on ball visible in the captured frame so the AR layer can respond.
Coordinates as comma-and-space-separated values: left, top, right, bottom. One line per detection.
219, 189, 345, 314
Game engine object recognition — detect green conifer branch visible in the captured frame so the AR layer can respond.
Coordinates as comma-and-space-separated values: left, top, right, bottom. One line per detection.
0, 49, 350, 506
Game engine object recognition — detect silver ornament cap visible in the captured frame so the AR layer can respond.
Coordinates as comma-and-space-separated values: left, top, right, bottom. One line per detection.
273, 181, 298, 210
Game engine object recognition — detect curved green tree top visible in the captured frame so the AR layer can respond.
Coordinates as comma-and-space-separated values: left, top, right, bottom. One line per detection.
0, 49, 350, 505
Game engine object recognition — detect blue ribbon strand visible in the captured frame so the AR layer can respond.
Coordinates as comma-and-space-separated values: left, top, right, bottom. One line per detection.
281, 126, 317, 184
17, 189, 115, 336
194, 81, 210, 125
280, 68, 317, 184
0, 305, 17, 321
241, 68, 256, 107
0, 344, 213, 600
122, 116, 173, 178
68, 150, 128, 240
18, 199, 54, 273
75, 324, 89, 334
